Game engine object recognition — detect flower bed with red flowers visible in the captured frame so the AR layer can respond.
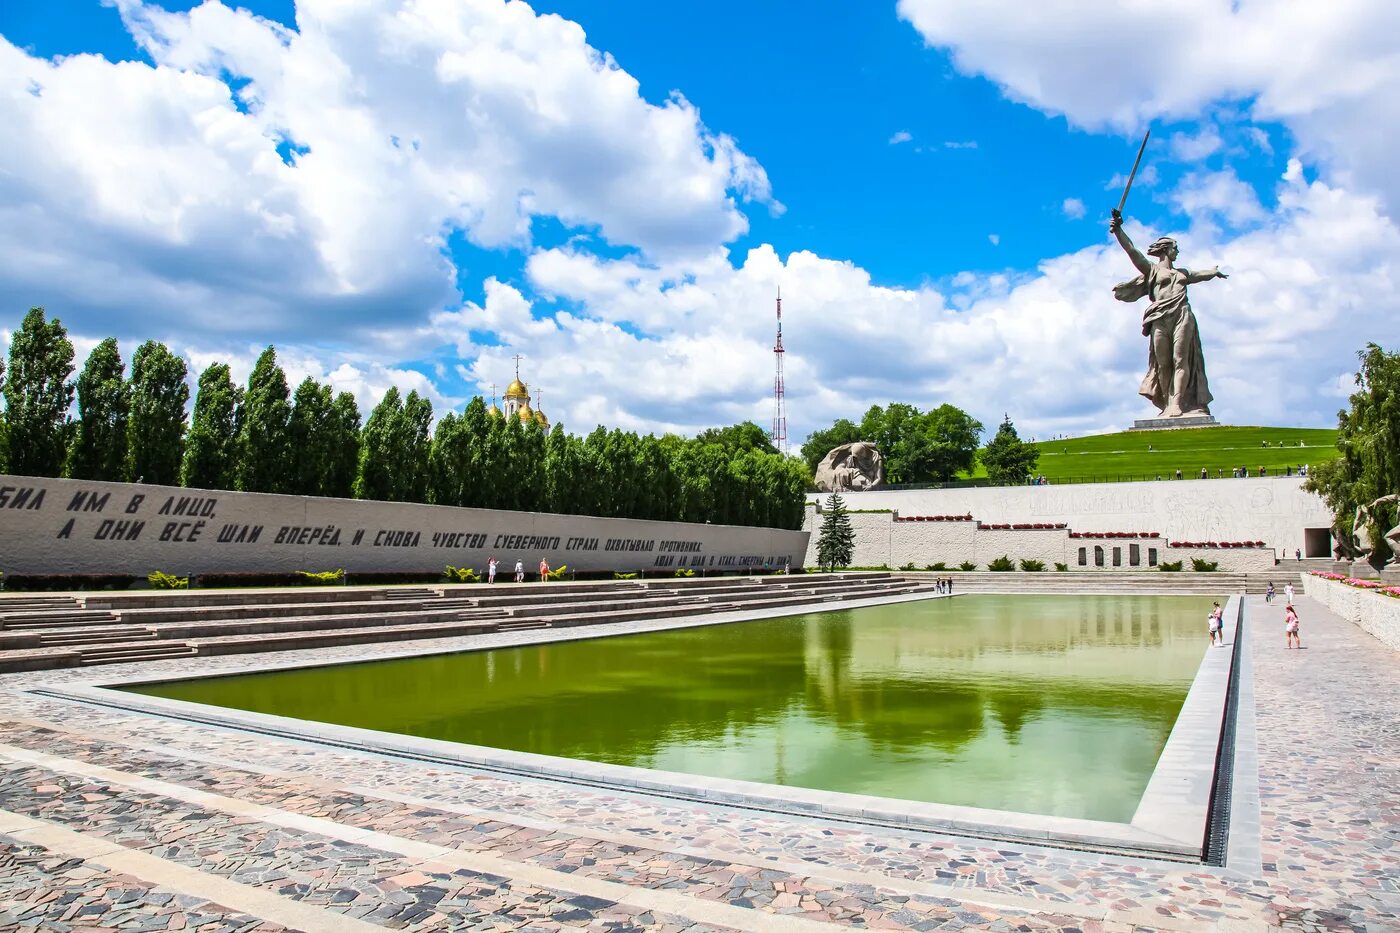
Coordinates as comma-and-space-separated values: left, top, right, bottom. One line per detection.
1167, 540, 1267, 548
1313, 571, 1400, 599
893, 513, 975, 523
976, 522, 1069, 530
1067, 531, 1160, 539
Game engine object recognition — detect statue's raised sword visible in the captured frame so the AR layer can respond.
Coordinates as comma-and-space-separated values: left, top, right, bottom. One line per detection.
1112, 129, 1151, 220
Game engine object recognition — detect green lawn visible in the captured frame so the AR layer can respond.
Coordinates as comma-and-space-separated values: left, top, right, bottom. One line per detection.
968, 425, 1339, 483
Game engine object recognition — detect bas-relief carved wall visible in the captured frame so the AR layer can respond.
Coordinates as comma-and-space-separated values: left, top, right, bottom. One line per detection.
822, 477, 1330, 556
0, 475, 809, 576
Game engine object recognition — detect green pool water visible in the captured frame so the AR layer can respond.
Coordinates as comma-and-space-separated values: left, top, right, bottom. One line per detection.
126, 594, 1210, 822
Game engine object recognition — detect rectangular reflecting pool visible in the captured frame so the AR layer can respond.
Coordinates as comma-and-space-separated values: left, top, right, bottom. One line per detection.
125, 594, 1210, 822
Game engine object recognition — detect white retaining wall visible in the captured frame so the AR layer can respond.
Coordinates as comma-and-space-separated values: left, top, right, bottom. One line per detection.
0, 475, 809, 577
827, 476, 1330, 558
804, 508, 1275, 572
1306, 575, 1400, 652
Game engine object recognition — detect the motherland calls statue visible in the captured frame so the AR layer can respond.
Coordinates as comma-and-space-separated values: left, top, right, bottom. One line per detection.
1107, 130, 1227, 421
815, 442, 885, 493
1110, 213, 1227, 419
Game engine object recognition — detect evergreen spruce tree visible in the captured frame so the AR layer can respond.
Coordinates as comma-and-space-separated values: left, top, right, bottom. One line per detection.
322, 392, 362, 499
182, 363, 242, 490
126, 340, 189, 485
4, 307, 74, 477
979, 415, 1040, 485
67, 338, 130, 481
815, 493, 856, 570
236, 346, 292, 493
355, 387, 402, 501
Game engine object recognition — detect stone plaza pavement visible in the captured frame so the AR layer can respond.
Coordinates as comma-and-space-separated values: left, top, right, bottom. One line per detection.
0, 594, 1396, 932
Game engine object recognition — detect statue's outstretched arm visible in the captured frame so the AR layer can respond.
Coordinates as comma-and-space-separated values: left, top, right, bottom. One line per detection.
1185, 266, 1228, 284
1109, 214, 1151, 275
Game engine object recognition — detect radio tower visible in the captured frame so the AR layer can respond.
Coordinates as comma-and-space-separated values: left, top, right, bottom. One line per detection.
770, 288, 788, 454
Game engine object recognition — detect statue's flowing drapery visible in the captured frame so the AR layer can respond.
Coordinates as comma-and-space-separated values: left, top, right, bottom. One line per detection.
1114, 264, 1213, 415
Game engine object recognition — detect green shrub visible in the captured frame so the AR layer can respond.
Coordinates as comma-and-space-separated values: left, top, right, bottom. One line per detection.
547, 564, 568, 580
613, 572, 639, 580
987, 555, 1016, 572
147, 571, 189, 590
958, 561, 977, 571
1019, 559, 1046, 572
296, 569, 345, 586
1054, 562, 1069, 572
673, 568, 696, 577
924, 562, 948, 571
1158, 561, 1184, 572
1190, 558, 1220, 572
899, 562, 918, 571
443, 565, 481, 583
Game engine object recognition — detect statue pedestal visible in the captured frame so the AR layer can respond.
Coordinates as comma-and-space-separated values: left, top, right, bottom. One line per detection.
1348, 561, 1381, 580
1381, 566, 1400, 586
1128, 414, 1221, 431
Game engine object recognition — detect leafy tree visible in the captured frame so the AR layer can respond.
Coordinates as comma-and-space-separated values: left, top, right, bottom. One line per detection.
696, 421, 777, 455
980, 415, 1040, 485
921, 403, 984, 481
800, 418, 862, 472
4, 307, 75, 477
236, 346, 292, 493
815, 493, 856, 570
67, 338, 130, 481
127, 340, 189, 485
1306, 342, 1400, 566
355, 387, 402, 501
288, 377, 334, 496
182, 363, 242, 490
400, 390, 434, 503
324, 392, 362, 499
0, 353, 6, 473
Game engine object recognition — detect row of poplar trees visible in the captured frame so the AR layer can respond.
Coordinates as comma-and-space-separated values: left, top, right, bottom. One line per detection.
0, 308, 809, 530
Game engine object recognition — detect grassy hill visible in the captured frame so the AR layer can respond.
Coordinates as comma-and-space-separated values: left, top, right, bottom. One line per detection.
969, 425, 1340, 483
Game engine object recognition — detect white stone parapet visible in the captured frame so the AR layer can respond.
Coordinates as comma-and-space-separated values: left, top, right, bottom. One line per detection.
1304, 574, 1400, 652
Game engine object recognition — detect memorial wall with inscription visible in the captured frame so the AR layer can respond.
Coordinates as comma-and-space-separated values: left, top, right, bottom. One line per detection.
0, 475, 809, 577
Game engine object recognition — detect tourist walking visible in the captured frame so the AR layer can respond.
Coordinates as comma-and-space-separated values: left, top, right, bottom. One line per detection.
513, 559, 524, 583
487, 556, 498, 584
1295, 548, 1301, 561
1284, 603, 1302, 649
1285, 582, 1295, 602
1266, 582, 1275, 603
538, 557, 550, 581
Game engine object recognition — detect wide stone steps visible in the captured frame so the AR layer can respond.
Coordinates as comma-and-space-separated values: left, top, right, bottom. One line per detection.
0, 573, 939, 671
0, 610, 122, 629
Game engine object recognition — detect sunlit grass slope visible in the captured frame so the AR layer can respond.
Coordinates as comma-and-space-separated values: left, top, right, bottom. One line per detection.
969, 426, 1340, 483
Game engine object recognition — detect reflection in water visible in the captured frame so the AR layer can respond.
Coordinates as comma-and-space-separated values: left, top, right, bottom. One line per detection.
129, 595, 1207, 821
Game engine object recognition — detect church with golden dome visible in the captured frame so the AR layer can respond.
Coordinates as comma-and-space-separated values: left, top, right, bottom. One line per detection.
488, 358, 550, 430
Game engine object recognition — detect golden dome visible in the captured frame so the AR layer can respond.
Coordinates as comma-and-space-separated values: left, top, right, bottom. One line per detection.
504, 378, 529, 400
517, 403, 534, 422
487, 400, 502, 418
534, 408, 549, 428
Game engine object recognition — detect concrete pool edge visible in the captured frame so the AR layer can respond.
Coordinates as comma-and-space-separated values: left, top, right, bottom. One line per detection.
1129, 594, 1244, 854
26, 589, 1241, 863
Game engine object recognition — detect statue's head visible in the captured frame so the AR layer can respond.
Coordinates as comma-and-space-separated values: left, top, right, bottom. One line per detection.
1146, 236, 1178, 260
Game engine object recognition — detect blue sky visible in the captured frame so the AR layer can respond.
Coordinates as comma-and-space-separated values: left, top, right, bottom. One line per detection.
0, 0, 1394, 442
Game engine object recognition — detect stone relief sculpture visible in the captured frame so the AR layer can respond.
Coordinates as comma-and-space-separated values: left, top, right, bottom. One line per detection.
1343, 494, 1400, 567
1110, 213, 1227, 419
814, 442, 885, 493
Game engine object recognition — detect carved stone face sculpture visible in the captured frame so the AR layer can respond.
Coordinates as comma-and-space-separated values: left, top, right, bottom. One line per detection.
814, 442, 885, 493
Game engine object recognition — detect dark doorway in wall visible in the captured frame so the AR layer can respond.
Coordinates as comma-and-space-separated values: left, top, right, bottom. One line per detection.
1304, 528, 1332, 558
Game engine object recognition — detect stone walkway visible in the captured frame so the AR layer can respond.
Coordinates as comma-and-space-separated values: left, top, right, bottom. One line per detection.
0, 594, 1396, 932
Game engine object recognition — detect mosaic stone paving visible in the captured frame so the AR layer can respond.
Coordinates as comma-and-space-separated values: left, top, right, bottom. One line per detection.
0, 593, 1396, 932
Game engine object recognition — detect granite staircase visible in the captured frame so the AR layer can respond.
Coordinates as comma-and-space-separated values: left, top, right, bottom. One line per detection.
0, 572, 938, 672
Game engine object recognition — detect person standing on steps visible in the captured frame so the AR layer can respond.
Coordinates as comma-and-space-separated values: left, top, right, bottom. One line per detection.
487, 556, 498, 584
513, 559, 524, 583
538, 557, 550, 582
